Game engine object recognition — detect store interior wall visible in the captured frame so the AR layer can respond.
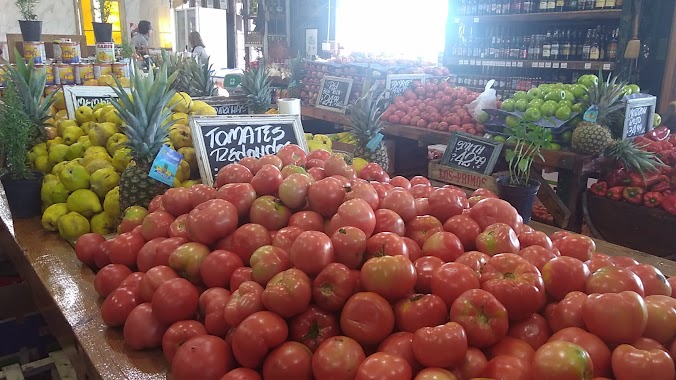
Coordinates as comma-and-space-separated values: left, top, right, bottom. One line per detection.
123, 0, 172, 48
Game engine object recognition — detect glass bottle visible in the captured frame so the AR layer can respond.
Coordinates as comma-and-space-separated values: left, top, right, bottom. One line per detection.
521, 36, 529, 59
585, 0, 595, 10
577, 0, 585, 10
581, 29, 592, 60
523, 0, 533, 13
566, 0, 577, 10
547, 0, 556, 11
551, 29, 560, 60
615, 0, 623, 8
599, 26, 606, 60
594, 0, 604, 9
460, 0, 468, 15
534, 34, 542, 59
589, 29, 600, 60
539, 0, 548, 12
542, 30, 552, 59
513, 0, 522, 14
606, 27, 618, 60
561, 29, 572, 60
556, 0, 565, 11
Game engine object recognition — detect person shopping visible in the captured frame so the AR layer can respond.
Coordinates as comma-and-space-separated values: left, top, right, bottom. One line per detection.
189, 31, 209, 65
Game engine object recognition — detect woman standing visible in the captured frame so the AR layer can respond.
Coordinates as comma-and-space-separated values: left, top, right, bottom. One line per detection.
131, 20, 152, 56
189, 31, 209, 65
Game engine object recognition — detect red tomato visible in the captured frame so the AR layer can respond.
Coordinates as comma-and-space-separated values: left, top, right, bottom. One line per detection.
251, 164, 283, 195
290, 231, 334, 277
220, 368, 261, 380
355, 352, 412, 380
189, 184, 217, 208
140, 210, 174, 241
75, 233, 106, 268
186, 199, 238, 245
140, 265, 178, 302
631, 337, 667, 352
364, 232, 409, 260
109, 232, 145, 268
406, 215, 443, 247
469, 198, 521, 231
585, 256, 615, 273
472, 188, 497, 198
454, 347, 488, 380
475, 224, 520, 256
262, 268, 312, 318
94, 239, 113, 269
642, 295, 676, 345
389, 176, 411, 189
230, 223, 272, 265
312, 336, 366, 380
325, 154, 356, 178
450, 288, 509, 348
378, 332, 421, 374
101, 287, 141, 327
262, 341, 313, 380
380, 189, 417, 222
428, 188, 466, 223
199, 287, 231, 314
200, 250, 244, 289
360, 255, 416, 302
455, 251, 490, 274
313, 263, 357, 312
329, 199, 377, 237
532, 341, 594, 380
123, 303, 168, 350
518, 231, 553, 250
410, 176, 431, 186
290, 305, 340, 352
508, 313, 551, 351
481, 355, 532, 380
553, 235, 596, 262
431, 262, 480, 307
582, 291, 648, 344
608, 255, 640, 268
410, 184, 434, 199
611, 344, 675, 380
542, 256, 591, 301
487, 337, 535, 366
481, 253, 546, 321
172, 335, 235, 380
168, 242, 210, 284
154, 237, 188, 267
519, 245, 558, 271
341, 292, 395, 346
249, 195, 291, 232
373, 209, 406, 236
289, 211, 324, 231
215, 163, 253, 186
394, 294, 447, 332
308, 177, 348, 217
272, 226, 303, 253
443, 215, 481, 251
549, 327, 611, 377
151, 278, 198, 324
249, 245, 291, 286
118, 272, 143, 292
402, 237, 422, 262
414, 256, 444, 293
277, 144, 307, 166
136, 237, 166, 272
162, 320, 207, 364
345, 181, 380, 210
216, 183, 257, 218
585, 266, 645, 296
231, 311, 288, 368
545, 291, 587, 333
94, 264, 132, 298
627, 264, 672, 296
239, 157, 259, 173
162, 187, 194, 217
224, 281, 264, 326
413, 322, 468, 368
331, 226, 367, 270
229, 267, 253, 291
421, 231, 464, 262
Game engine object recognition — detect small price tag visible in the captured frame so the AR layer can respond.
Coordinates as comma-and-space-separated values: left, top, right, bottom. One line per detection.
545, 62, 552, 68
583, 105, 599, 123
561, 62, 568, 68
512, 61, 517, 67
480, 61, 486, 66
553, 62, 560, 68
366, 133, 384, 152
603, 63, 611, 70
473, 17, 479, 22
538, 62, 545, 68
470, 60, 476, 65
532, 62, 538, 68
584, 62, 592, 69
149, 145, 183, 187
517, 62, 524, 67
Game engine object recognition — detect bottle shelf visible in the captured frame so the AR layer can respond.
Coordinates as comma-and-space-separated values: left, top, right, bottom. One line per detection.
453, 9, 622, 23
445, 57, 615, 71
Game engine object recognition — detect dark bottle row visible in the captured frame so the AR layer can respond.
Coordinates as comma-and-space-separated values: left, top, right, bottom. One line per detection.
457, 0, 623, 16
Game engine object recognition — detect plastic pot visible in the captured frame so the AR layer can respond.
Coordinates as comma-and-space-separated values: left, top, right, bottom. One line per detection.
496, 175, 540, 224
1, 172, 44, 219
92, 22, 113, 43
19, 20, 42, 42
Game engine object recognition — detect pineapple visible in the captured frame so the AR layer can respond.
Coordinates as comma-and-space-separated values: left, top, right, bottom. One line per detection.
109, 63, 178, 214
241, 65, 273, 114
287, 56, 305, 99
605, 139, 663, 176
348, 84, 389, 171
187, 57, 218, 97
571, 72, 626, 155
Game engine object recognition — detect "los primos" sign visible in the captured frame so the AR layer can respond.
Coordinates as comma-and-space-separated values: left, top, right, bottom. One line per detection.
315, 76, 353, 113
190, 115, 308, 186
440, 132, 503, 175
63, 86, 130, 119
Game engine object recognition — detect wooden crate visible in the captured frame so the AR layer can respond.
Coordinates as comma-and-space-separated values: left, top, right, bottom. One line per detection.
0, 351, 74, 380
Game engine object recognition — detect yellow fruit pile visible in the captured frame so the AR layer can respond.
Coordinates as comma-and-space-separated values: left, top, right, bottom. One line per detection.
305, 133, 334, 152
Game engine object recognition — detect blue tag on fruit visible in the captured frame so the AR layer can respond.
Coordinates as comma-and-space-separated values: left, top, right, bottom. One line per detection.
366, 133, 384, 152
149, 145, 183, 187
583, 105, 599, 123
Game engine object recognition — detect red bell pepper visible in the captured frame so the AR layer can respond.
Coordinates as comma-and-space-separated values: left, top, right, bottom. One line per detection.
662, 195, 676, 215
643, 192, 664, 208
656, 150, 675, 165
604, 168, 629, 187
607, 186, 626, 201
644, 142, 663, 153
648, 175, 671, 193
634, 136, 653, 147
646, 126, 670, 141
668, 134, 676, 146
623, 187, 644, 204
589, 182, 608, 197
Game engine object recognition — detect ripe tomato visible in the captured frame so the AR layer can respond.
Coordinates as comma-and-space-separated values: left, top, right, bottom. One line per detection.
249, 245, 291, 286
380, 189, 417, 222
585, 266, 645, 296
277, 144, 307, 166
136, 237, 166, 272
518, 231, 553, 250
229, 267, 253, 291
139, 265, 178, 302
162, 187, 194, 217
481, 253, 546, 321
262, 341, 313, 380
308, 177, 348, 217
172, 335, 235, 380
585, 256, 615, 273
331, 227, 367, 270
230, 223, 272, 265
262, 268, 312, 318
481, 355, 532, 380
94, 264, 132, 298
123, 303, 168, 350
220, 368, 262, 380
329, 199, 377, 237
168, 242, 210, 284
290, 305, 340, 352
373, 209, 406, 236
356, 352, 412, 380
200, 250, 244, 289
162, 320, 207, 364
345, 181, 380, 210
249, 195, 292, 232
443, 215, 480, 251
428, 187, 466, 223
410, 185, 434, 199
312, 336, 366, 380
394, 294, 447, 333
101, 287, 141, 327
118, 272, 143, 293
364, 232, 409, 259
631, 337, 666, 352
642, 295, 676, 345
109, 231, 145, 268
582, 291, 648, 344
422, 231, 464, 262
216, 163, 253, 187
609, 255, 640, 268
141, 210, 174, 241
389, 176, 411, 189
289, 211, 324, 231
151, 278, 198, 324
508, 313, 551, 350
469, 198, 521, 231
553, 235, 596, 262
454, 347, 488, 380
224, 281, 264, 326
251, 164, 283, 195
410, 176, 431, 186
239, 157, 259, 173
475, 223, 520, 256
360, 255, 416, 302
290, 231, 334, 277
378, 332, 421, 374
325, 154, 356, 178
199, 287, 231, 315
455, 251, 490, 274
414, 256, 444, 293
313, 263, 357, 312
216, 183, 257, 218
520, 245, 558, 271
404, 215, 443, 247
231, 311, 288, 369
542, 256, 591, 301
272, 226, 303, 253
626, 264, 672, 296
450, 288, 509, 348
75, 233, 106, 268
412, 322, 468, 368
186, 199, 238, 245
188, 184, 217, 208
341, 292, 395, 346
488, 336, 535, 364
94, 239, 114, 269
532, 341, 594, 380
545, 291, 587, 333
154, 237, 188, 267
611, 344, 675, 380
549, 327, 611, 377
431, 262, 480, 307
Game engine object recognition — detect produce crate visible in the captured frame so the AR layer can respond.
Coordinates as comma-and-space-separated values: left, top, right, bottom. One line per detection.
428, 160, 498, 193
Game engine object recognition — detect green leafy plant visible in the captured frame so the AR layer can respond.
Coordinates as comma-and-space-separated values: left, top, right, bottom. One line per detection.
15, 0, 38, 21
504, 119, 552, 186
119, 40, 135, 59
95, 0, 113, 23
0, 80, 38, 179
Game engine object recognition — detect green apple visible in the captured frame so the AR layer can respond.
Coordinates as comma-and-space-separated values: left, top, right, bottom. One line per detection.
555, 106, 572, 121
501, 99, 516, 112
524, 107, 542, 122
515, 99, 529, 112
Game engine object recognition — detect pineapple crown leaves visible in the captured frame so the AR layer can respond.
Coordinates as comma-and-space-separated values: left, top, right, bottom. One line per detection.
585, 70, 627, 126
109, 63, 179, 163
349, 83, 388, 142
288, 56, 305, 85
1, 50, 56, 138
241, 65, 273, 113
604, 139, 665, 177
188, 56, 218, 97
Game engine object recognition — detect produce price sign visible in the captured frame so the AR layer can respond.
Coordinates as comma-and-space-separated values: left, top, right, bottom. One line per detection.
440, 132, 503, 175
190, 115, 307, 186
197, 96, 249, 115
385, 74, 426, 99
315, 76, 353, 113
64, 86, 130, 119
622, 94, 656, 139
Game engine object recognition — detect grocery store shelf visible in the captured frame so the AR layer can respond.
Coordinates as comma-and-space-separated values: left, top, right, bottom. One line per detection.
452, 9, 622, 24
445, 57, 615, 71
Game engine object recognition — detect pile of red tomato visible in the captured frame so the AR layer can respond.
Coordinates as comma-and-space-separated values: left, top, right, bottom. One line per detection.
75, 144, 676, 380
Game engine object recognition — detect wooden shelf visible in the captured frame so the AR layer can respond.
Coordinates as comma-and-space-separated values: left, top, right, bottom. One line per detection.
453, 9, 623, 24
445, 57, 616, 71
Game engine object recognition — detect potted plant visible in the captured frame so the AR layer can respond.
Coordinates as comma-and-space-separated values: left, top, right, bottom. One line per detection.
0, 80, 44, 218
499, 120, 552, 223
93, 0, 114, 43
15, 0, 41, 42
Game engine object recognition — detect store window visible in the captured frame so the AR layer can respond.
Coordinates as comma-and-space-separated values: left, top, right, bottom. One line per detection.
336, 0, 448, 62
81, 0, 123, 45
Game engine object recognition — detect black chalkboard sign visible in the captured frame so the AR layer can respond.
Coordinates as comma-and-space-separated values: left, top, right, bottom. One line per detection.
64, 86, 129, 119
440, 132, 503, 175
315, 76, 353, 113
197, 96, 249, 115
386, 74, 426, 99
190, 115, 308, 186
622, 94, 656, 139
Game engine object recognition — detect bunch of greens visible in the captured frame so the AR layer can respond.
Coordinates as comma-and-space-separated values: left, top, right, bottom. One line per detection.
504, 120, 552, 186
15, 0, 38, 21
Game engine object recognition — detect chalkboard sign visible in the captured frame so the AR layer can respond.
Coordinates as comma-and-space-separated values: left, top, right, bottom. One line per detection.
196, 96, 249, 115
385, 74, 426, 99
622, 94, 656, 139
440, 132, 503, 175
64, 86, 130, 119
315, 76, 353, 113
190, 115, 308, 186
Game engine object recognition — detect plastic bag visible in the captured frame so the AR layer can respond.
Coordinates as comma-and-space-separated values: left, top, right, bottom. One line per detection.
467, 79, 497, 120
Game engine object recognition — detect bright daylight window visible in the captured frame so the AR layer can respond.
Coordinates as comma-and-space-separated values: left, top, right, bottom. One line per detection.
81, 0, 123, 45
336, 0, 448, 62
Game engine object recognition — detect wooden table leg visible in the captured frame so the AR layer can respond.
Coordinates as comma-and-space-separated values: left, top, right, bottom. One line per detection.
556, 169, 588, 232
